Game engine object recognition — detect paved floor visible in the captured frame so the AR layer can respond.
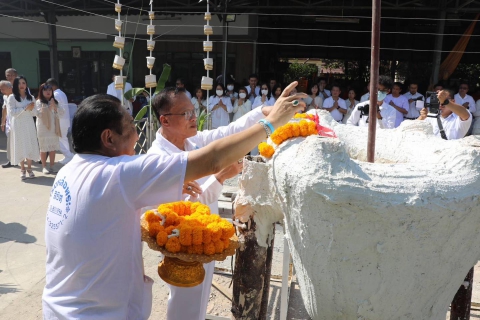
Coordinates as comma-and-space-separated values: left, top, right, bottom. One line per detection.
0, 133, 479, 320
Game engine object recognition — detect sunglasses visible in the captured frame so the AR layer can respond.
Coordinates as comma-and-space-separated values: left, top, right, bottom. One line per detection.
43, 85, 53, 90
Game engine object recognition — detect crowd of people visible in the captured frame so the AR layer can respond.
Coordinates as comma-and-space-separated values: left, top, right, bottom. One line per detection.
1, 68, 73, 179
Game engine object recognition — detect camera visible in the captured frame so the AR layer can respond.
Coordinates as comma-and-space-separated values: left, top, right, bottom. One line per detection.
358, 104, 369, 117
425, 91, 440, 118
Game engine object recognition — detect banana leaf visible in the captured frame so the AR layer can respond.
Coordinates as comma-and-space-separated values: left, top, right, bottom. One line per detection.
124, 88, 146, 101
134, 105, 149, 121
197, 109, 207, 131
154, 63, 171, 95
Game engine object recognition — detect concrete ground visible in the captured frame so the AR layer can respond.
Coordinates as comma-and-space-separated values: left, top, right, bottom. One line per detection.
0, 133, 479, 320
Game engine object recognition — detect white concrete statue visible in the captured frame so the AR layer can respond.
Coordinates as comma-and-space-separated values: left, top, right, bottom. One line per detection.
234, 110, 480, 320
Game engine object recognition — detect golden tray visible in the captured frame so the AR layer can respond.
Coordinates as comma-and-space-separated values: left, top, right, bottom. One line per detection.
141, 218, 239, 287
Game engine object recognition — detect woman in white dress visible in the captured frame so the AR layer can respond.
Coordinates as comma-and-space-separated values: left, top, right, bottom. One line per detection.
305, 83, 324, 111
191, 88, 206, 118
225, 80, 238, 106
8, 76, 40, 180
36, 83, 63, 174
343, 89, 359, 124
232, 87, 252, 122
207, 83, 233, 129
252, 83, 275, 109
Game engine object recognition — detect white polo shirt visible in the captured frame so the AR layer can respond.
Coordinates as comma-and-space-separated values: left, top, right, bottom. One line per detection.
43, 152, 187, 320
360, 92, 370, 102
384, 94, 409, 128
322, 96, 347, 122
454, 93, 476, 115
425, 111, 472, 140
403, 92, 424, 119
346, 101, 396, 129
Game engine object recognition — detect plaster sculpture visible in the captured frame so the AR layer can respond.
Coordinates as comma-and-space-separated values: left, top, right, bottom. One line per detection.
234, 110, 480, 320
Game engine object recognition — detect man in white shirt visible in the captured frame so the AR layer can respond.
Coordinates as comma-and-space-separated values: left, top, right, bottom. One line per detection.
454, 82, 476, 115
1, 80, 13, 167
418, 90, 472, 140
175, 78, 192, 99
360, 81, 370, 102
45, 78, 74, 165
321, 84, 347, 122
42, 84, 307, 320
245, 73, 260, 104
383, 82, 409, 127
107, 73, 135, 115
403, 82, 424, 120
426, 83, 444, 105
347, 75, 396, 129
318, 77, 331, 99
148, 87, 280, 320
1, 68, 17, 168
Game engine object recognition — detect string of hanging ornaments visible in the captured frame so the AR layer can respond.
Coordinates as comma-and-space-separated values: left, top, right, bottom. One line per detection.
112, 0, 126, 106
146, 0, 157, 90
202, 2, 213, 129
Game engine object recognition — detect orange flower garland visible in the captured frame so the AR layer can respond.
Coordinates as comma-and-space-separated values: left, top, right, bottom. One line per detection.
144, 201, 235, 255
258, 114, 318, 158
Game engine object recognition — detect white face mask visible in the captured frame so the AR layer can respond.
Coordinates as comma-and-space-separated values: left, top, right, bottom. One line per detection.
239, 92, 247, 99
227, 85, 234, 91
216, 90, 224, 97
261, 89, 268, 96
377, 91, 387, 101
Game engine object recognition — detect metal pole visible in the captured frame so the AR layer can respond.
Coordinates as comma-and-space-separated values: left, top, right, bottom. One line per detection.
431, 0, 447, 84
222, 1, 228, 87
367, 0, 381, 163
47, 9, 59, 81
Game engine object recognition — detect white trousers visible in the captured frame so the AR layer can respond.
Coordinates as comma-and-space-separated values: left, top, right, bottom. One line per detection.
166, 261, 215, 320
59, 121, 73, 159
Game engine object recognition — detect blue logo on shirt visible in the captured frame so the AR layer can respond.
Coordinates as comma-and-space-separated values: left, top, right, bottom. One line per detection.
47, 176, 72, 230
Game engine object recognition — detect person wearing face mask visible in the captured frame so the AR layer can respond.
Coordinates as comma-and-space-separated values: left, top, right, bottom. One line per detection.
225, 81, 238, 122
346, 75, 396, 129
208, 83, 233, 128
232, 87, 252, 122
252, 83, 275, 109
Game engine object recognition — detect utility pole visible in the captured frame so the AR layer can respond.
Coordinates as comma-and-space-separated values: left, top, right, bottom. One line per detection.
431, 0, 447, 84
47, 9, 59, 81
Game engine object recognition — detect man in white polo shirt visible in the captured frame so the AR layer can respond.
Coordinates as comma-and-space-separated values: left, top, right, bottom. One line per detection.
418, 89, 472, 140
321, 84, 347, 123
454, 82, 476, 115
384, 82, 409, 128
403, 81, 424, 120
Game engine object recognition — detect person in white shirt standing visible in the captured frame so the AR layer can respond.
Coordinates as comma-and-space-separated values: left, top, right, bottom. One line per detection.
252, 82, 276, 109
176, 78, 192, 99
2, 68, 17, 168
245, 73, 260, 104
318, 77, 331, 99
208, 83, 233, 128
454, 82, 476, 115
418, 89, 472, 140
321, 84, 347, 123
45, 78, 73, 165
147, 87, 300, 320
42, 84, 305, 320
106, 72, 135, 115
383, 82, 409, 128
360, 81, 370, 103
403, 81, 424, 120
347, 75, 396, 129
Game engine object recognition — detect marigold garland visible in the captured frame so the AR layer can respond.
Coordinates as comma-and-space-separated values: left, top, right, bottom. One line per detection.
259, 117, 318, 158
144, 201, 235, 255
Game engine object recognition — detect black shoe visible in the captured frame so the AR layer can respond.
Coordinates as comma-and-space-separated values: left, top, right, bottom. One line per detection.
2, 162, 12, 168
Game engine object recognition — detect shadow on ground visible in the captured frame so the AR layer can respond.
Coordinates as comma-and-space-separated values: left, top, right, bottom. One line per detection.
0, 221, 37, 244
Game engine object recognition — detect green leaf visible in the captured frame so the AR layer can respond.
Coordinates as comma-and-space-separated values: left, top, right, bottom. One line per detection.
124, 88, 147, 101
134, 105, 149, 121
197, 109, 207, 131
154, 64, 172, 95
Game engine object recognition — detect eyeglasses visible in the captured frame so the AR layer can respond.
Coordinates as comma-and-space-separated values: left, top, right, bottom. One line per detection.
161, 109, 196, 120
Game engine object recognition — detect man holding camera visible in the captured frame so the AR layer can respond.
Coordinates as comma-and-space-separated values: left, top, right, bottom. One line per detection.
346, 75, 396, 129
417, 90, 472, 140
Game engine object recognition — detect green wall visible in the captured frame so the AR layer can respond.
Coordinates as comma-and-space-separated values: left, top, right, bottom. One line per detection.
0, 39, 134, 88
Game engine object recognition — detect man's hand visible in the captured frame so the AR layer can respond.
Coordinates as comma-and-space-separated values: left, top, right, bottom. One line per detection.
215, 160, 243, 184
417, 107, 428, 120
408, 99, 414, 104
462, 102, 469, 109
389, 101, 396, 107
183, 181, 203, 197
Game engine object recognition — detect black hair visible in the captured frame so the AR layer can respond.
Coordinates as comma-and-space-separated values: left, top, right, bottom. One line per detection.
12, 76, 33, 102
393, 82, 404, 90
152, 87, 186, 120
330, 83, 341, 91
318, 77, 327, 83
272, 83, 283, 97
248, 73, 258, 80
215, 83, 226, 96
37, 83, 59, 105
378, 75, 393, 90
310, 83, 319, 96
176, 78, 186, 85
259, 82, 272, 100
45, 78, 59, 88
72, 94, 125, 153
433, 83, 443, 88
